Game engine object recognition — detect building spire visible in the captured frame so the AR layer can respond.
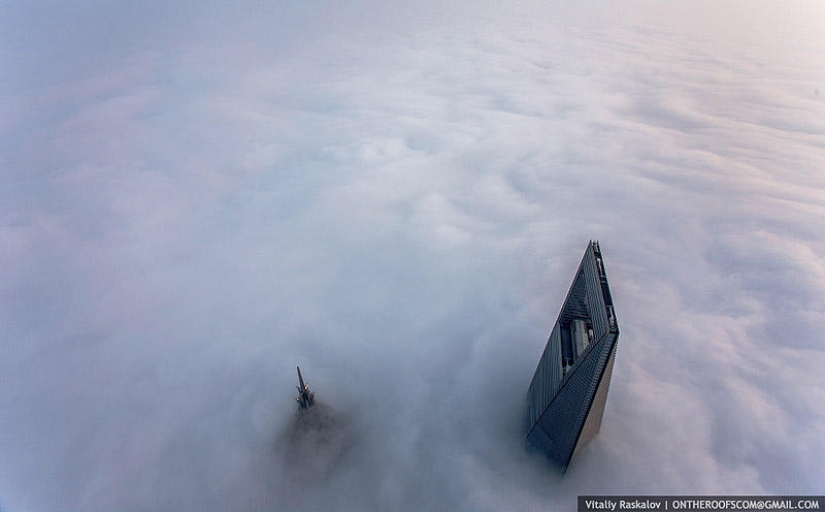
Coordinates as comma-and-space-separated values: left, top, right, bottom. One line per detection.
295, 366, 315, 409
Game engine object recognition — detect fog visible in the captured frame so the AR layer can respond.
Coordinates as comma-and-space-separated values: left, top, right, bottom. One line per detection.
2, 2, 824, 511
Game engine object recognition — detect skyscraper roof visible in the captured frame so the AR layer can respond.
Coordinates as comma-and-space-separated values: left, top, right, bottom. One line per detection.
525, 241, 620, 472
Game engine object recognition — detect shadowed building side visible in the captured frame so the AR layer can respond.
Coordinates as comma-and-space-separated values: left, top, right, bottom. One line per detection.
525, 241, 620, 472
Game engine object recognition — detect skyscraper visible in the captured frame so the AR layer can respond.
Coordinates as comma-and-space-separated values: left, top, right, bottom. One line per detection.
525, 241, 619, 472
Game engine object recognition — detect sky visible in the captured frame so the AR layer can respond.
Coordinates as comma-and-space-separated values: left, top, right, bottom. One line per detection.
1, 1, 825, 511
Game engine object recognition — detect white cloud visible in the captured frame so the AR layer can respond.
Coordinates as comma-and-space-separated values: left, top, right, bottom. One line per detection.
2, 2, 824, 511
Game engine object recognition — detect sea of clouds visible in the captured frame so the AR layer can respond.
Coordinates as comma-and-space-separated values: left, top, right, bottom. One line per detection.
1, 1, 824, 511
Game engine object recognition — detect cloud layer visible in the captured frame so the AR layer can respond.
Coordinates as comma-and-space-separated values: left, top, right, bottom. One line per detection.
2, 2, 824, 511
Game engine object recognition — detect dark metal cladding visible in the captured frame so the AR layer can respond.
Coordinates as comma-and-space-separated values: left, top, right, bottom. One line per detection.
525, 241, 620, 472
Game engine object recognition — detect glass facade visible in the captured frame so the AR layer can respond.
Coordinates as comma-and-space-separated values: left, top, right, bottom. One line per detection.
525, 241, 620, 472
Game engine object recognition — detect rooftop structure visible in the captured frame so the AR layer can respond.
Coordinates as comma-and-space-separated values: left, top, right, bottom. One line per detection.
525, 241, 619, 472
295, 366, 315, 410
